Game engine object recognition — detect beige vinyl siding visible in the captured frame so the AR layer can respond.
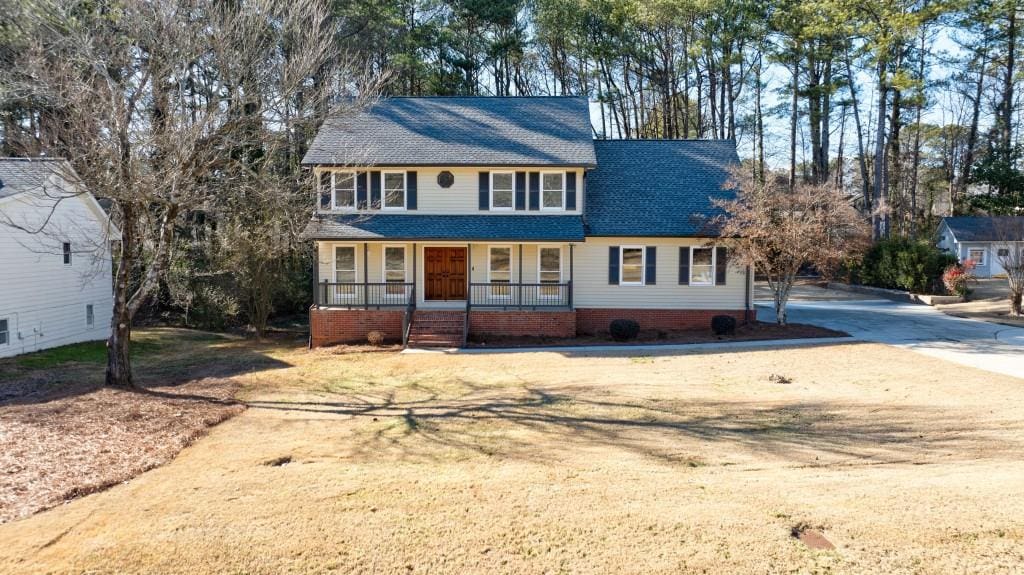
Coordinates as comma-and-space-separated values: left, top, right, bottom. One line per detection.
314, 166, 584, 215
573, 237, 750, 310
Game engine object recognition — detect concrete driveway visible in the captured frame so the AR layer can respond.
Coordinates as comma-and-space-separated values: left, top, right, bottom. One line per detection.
756, 288, 1024, 380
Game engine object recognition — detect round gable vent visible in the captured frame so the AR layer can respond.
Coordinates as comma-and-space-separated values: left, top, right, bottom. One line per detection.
437, 171, 454, 188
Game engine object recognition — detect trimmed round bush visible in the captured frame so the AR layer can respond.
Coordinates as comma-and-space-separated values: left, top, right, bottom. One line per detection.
366, 330, 385, 346
711, 315, 737, 336
609, 319, 640, 341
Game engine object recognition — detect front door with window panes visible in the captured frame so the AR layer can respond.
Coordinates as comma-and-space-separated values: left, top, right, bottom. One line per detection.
489, 246, 512, 298
539, 247, 561, 298
334, 246, 357, 301
384, 246, 407, 297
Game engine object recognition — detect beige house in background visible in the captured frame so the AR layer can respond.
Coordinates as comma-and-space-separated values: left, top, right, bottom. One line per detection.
300, 97, 753, 348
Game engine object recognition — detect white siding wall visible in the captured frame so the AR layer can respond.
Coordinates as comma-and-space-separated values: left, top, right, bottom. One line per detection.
316, 238, 751, 311
0, 189, 115, 358
314, 166, 584, 215
573, 237, 750, 310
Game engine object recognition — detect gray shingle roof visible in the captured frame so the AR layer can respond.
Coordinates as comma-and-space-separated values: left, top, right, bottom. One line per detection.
302, 97, 597, 167
0, 157, 74, 200
302, 214, 585, 242
942, 216, 1024, 242
584, 140, 738, 237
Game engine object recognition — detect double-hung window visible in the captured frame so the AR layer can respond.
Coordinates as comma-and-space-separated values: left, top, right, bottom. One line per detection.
491, 172, 514, 210
690, 247, 714, 285
382, 171, 406, 209
541, 172, 565, 210
332, 171, 356, 209
384, 246, 407, 296
63, 242, 72, 265
334, 246, 357, 299
489, 246, 512, 297
620, 246, 645, 285
967, 248, 986, 266
0, 318, 8, 346
538, 247, 562, 298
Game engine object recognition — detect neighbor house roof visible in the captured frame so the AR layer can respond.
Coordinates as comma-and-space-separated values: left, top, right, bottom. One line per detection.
941, 216, 1024, 242
301, 214, 586, 242
0, 157, 74, 200
301, 97, 597, 168
584, 139, 738, 237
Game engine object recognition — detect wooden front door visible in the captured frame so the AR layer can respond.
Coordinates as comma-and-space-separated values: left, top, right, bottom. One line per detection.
424, 247, 467, 301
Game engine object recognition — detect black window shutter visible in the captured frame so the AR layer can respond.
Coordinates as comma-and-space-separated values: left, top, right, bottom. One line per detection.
319, 171, 331, 209
715, 246, 728, 285
479, 172, 489, 210
515, 172, 526, 210
528, 172, 540, 210
370, 171, 381, 209
645, 246, 657, 285
566, 172, 577, 210
356, 172, 367, 209
608, 246, 620, 284
678, 247, 690, 285
406, 171, 417, 210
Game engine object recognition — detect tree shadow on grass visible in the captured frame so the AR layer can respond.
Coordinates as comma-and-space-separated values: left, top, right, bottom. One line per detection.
247, 381, 1024, 467
0, 328, 294, 407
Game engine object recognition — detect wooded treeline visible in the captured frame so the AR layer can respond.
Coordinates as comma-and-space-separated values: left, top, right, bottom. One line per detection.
1, 0, 1022, 366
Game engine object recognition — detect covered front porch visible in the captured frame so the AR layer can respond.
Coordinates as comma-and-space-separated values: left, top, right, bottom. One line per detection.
313, 241, 575, 311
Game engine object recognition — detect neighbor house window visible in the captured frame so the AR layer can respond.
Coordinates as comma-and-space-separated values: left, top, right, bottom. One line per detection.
620, 246, 645, 285
332, 171, 356, 209
86, 304, 94, 327
539, 247, 562, 298
541, 172, 565, 209
489, 246, 512, 297
382, 171, 406, 209
334, 246, 357, 297
491, 172, 514, 210
384, 246, 406, 296
967, 248, 986, 266
0, 319, 8, 346
691, 247, 714, 285
997, 248, 1010, 257
63, 242, 72, 265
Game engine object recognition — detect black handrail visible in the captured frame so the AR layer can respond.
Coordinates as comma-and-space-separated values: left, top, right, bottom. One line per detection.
317, 282, 414, 309
402, 285, 416, 346
467, 282, 571, 309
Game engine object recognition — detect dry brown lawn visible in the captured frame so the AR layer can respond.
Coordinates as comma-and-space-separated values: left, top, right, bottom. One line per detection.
2, 335, 1024, 574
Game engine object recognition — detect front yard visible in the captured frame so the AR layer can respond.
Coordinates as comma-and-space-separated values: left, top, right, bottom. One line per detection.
2, 332, 1024, 573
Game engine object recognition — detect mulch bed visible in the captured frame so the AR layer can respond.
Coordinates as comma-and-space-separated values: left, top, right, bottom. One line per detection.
0, 376, 243, 524
467, 321, 846, 348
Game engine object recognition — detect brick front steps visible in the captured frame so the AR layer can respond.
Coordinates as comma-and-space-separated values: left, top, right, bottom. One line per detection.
407, 311, 466, 348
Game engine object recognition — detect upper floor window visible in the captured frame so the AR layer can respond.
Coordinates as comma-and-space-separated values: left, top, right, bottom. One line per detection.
62, 242, 72, 265
382, 171, 406, 209
333, 172, 356, 209
541, 172, 565, 210
491, 172, 514, 210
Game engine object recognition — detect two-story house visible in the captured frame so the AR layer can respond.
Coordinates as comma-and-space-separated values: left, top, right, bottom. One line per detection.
0, 158, 118, 358
301, 97, 754, 347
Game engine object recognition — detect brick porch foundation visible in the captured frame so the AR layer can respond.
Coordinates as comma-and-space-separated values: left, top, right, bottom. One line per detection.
469, 310, 577, 338
575, 308, 755, 335
309, 307, 404, 347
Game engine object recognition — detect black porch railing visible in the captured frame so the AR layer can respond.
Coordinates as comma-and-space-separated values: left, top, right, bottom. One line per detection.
316, 282, 415, 308
468, 282, 572, 309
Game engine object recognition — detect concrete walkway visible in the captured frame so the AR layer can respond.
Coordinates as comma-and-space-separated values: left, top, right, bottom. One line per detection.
757, 298, 1024, 379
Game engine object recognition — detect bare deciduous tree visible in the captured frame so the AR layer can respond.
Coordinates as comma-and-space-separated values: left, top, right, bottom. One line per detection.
993, 218, 1024, 316
715, 168, 871, 325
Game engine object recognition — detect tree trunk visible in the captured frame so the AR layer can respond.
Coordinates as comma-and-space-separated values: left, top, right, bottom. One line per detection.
106, 312, 133, 388
873, 57, 889, 239
845, 48, 872, 212
790, 58, 799, 190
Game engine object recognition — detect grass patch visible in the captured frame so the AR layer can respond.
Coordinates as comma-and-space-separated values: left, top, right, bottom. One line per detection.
16, 338, 162, 369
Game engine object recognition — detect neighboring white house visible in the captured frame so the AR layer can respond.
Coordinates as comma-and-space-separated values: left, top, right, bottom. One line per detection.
938, 216, 1024, 278
0, 158, 118, 358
